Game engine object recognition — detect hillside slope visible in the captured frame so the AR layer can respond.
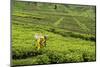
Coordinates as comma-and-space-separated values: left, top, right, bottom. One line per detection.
12, 1, 96, 66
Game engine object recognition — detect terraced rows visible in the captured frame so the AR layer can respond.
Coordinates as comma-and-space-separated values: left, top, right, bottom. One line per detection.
12, 1, 96, 66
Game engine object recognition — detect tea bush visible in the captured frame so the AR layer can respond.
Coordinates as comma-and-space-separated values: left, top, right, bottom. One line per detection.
12, 1, 96, 66
36, 54, 50, 64
45, 51, 65, 63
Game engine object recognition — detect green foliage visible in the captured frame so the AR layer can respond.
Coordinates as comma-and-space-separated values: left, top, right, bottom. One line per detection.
36, 54, 50, 64
12, 1, 96, 66
45, 51, 65, 63
64, 53, 84, 63
12, 45, 37, 59
82, 51, 96, 62
48, 28, 95, 41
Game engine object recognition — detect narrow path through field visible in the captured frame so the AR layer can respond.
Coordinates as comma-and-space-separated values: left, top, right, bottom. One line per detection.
73, 17, 90, 32
54, 17, 64, 26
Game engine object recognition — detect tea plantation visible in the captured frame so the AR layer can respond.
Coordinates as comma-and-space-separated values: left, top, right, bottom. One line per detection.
12, 1, 96, 66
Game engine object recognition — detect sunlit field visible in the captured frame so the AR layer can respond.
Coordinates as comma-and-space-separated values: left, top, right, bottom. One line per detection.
12, 0, 96, 66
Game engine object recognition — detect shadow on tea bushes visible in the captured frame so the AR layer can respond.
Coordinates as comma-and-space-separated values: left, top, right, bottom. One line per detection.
13, 46, 96, 63
82, 51, 96, 62
47, 28, 96, 41
12, 46, 45, 59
